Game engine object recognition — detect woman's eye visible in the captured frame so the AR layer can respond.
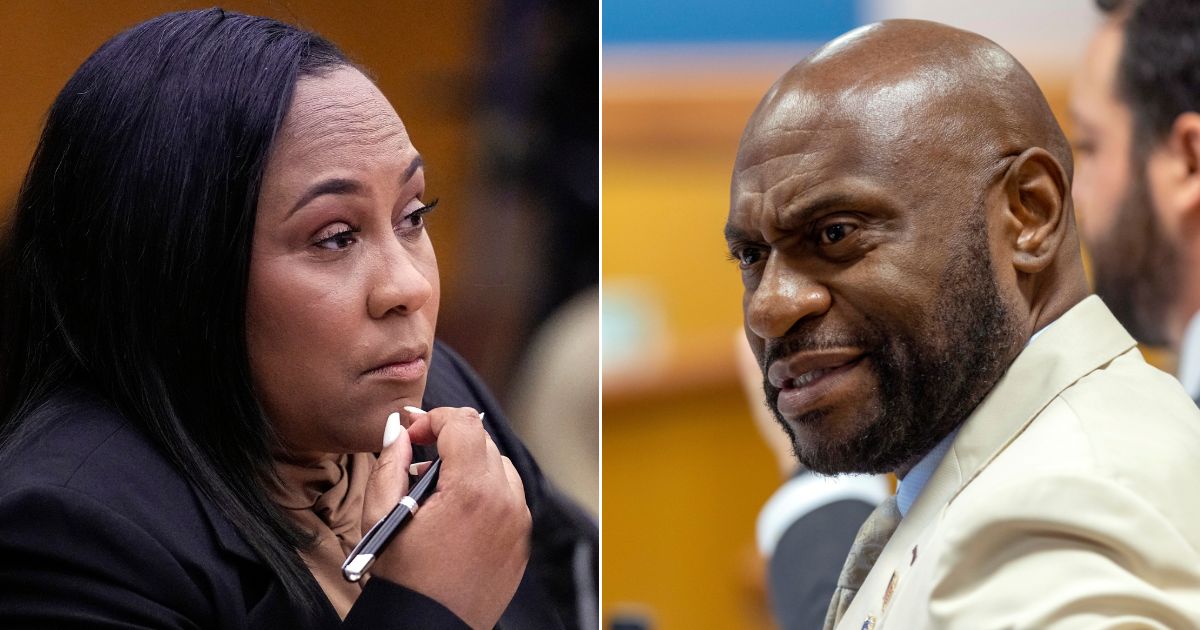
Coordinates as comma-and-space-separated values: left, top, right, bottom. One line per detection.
399, 211, 425, 230
397, 198, 439, 234
313, 224, 358, 250
820, 223, 856, 245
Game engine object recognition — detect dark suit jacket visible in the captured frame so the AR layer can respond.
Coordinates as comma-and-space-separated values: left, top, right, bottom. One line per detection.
0, 341, 597, 629
767, 497, 873, 630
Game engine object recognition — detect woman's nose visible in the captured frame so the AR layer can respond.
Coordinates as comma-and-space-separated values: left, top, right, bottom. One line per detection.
366, 239, 434, 319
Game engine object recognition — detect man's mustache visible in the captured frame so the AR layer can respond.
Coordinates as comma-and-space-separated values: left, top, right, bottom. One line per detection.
760, 330, 878, 376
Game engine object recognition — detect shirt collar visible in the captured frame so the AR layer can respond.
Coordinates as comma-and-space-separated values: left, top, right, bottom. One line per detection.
896, 427, 956, 517
894, 318, 1057, 518
1176, 310, 1200, 400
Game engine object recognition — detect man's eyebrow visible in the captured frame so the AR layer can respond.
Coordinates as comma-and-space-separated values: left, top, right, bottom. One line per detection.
725, 192, 871, 243
724, 223, 753, 243
286, 155, 425, 219
785, 193, 863, 223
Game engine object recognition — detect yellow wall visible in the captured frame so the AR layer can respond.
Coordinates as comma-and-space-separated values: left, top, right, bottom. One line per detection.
603, 71, 785, 630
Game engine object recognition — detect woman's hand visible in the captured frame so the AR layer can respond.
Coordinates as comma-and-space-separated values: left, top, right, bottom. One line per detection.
364, 407, 531, 630
363, 412, 414, 526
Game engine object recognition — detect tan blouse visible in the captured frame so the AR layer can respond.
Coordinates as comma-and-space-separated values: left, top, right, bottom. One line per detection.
269, 452, 375, 619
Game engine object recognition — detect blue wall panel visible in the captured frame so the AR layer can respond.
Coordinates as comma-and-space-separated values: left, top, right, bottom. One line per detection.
603, 0, 861, 43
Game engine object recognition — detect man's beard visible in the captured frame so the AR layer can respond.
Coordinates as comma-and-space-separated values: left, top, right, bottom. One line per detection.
1089, 167, 1180, 346
762, 225, 1023, 475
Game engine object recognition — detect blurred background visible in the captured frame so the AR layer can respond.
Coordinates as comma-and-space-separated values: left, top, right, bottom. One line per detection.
602, 1, 1110, 628
0, 0, 598, 514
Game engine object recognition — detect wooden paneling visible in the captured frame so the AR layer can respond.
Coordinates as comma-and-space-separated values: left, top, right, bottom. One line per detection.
0, 0, 485, 309
603, 70, 783, 630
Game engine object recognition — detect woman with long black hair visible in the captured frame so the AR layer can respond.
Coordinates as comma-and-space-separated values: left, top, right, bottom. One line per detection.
0, 8, 596, 629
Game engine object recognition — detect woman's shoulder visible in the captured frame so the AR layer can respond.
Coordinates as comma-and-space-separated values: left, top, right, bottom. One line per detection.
0, 388, 190, 505
0, 387, 224, 555
0, 387, 288, 627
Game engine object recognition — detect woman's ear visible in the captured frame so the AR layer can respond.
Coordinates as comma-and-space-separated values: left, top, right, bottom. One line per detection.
1001, 147, 1070, 274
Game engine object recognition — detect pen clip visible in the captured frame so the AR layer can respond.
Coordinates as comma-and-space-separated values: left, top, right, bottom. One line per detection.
342, 552, 375, 582
342, 515, 389, 581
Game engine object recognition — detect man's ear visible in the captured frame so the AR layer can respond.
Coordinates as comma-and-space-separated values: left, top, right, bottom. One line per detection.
1147, 112, 1200, 235
1001, 147, 1070, 274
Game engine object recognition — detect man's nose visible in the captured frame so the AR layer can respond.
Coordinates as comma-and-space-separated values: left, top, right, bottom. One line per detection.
745, 256, 831, 340
366, 240, 434, 319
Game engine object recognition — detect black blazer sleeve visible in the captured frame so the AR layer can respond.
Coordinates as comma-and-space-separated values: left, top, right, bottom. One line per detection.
0, 484, 468, 630
0, 393, 470, 630
343, 580, 468, 629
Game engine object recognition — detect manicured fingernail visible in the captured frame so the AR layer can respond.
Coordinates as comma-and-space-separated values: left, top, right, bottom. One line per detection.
383, 412, 403, 448
478, 412, 486, 421
403, 406, 427, 415
408, 462, 429, 476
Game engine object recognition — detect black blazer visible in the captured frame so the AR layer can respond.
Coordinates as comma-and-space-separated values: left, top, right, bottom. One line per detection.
0, 342, 597, 629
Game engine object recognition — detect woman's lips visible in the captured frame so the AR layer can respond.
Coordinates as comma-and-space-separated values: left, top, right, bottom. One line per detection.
363, 357, 427, 382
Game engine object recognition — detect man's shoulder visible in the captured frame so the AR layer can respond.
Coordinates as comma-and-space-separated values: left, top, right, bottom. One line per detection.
911, 355, 1200, 628
986, 347, 1200, 493
943, 346, 1200, 559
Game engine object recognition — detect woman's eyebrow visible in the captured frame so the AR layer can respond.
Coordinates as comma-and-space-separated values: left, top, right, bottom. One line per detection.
287, 155, 425, 219
287, 178, 364, 218
404, 155, 424, 181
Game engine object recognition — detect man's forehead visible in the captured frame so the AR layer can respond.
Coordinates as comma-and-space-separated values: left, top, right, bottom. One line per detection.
736, 88, 830, 170
736, 66, 964, 171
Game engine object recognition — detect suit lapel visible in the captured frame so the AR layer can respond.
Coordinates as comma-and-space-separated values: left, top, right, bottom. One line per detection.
193, 485, 263, 564
835, 296, 1136, 629
944, 296, 1135, 497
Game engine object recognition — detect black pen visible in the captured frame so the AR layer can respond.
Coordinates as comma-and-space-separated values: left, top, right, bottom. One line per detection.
342, 456, 441, 581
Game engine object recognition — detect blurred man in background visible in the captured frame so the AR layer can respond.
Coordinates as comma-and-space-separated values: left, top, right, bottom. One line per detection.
729, 18, 1200, 629
1072, 0, 1200, 403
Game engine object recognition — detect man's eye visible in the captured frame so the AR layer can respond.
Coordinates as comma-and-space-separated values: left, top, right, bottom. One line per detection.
820, 223, 856, 245
730, 246, 764, 268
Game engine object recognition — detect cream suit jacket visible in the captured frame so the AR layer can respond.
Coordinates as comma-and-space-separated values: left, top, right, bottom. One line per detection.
835, 296, 1200, 630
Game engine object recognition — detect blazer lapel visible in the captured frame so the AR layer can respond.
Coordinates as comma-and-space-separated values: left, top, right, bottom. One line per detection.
836, 296, 1136, 629
194, 486, 263, 564
944, 295, 1135, 496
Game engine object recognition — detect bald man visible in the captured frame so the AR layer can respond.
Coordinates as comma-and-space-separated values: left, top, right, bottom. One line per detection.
727, 19, 1200, 630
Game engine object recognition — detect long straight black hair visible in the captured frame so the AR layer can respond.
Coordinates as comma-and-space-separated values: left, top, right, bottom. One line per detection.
0, 8, 351, 606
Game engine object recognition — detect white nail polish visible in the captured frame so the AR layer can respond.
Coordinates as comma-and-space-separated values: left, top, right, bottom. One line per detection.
403, 405, 427, 415
382, 412, 402, 448
478, 412, 486, 421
